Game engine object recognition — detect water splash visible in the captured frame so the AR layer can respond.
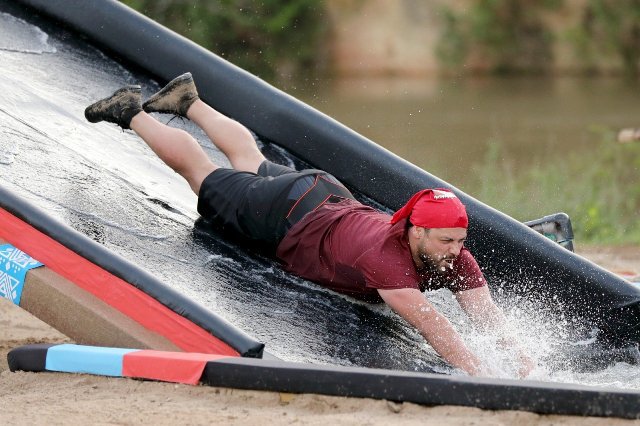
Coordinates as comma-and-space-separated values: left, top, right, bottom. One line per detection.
0, 12, 56, 54
437, 284, 640, 388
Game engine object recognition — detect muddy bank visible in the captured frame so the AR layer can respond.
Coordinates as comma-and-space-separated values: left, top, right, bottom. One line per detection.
575, 245, 640, 282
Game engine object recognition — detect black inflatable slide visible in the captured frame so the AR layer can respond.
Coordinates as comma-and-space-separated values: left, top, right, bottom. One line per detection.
4, 0, 640, 419
15, 0, 640, 346
0, 184, 264, 358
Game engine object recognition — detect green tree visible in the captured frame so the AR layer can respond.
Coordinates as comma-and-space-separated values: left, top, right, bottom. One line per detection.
437, 0, 562, 74
572, 0, 640, 76
120, 0, 328, 81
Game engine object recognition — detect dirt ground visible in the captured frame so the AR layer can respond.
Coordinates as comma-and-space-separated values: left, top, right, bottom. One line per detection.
575, 245, 640, 282
0, 245, 638, 425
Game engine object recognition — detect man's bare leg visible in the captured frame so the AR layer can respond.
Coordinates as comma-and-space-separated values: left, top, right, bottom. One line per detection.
141, 72, 265, 173
130, 111, 217, 194
186, 100, 266, 174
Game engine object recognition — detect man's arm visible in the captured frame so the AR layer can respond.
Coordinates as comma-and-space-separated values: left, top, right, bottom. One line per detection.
378, 287, 487, 376
455, 286, 535, 377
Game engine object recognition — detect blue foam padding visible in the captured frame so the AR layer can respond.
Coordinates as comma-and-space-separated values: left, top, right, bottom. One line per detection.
0, 243, 44, 304
45, 344, 137, 377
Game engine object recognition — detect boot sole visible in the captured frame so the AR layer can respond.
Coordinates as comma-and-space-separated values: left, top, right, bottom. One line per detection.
142, 73, 194, 114
85, 85, 141, 123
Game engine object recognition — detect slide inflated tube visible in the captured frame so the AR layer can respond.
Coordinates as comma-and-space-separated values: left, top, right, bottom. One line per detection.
0, 185, 264, 358
9, 343, 640, 419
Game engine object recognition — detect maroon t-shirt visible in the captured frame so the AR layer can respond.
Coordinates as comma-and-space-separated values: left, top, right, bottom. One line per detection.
276, 199, 486, 303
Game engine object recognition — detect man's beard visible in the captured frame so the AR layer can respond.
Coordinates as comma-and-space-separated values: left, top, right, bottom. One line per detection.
418, 252, 455, 274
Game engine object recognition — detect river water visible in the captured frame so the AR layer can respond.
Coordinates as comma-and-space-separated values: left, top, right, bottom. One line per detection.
0, 4, 639, 390
290, 75, 640, 190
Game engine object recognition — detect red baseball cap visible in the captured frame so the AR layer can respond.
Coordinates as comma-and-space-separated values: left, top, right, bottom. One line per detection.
390, 188, 468, 228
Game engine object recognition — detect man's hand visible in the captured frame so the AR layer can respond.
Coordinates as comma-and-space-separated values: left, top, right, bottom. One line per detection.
516, 351, 536, 378
378, 287, 485, 376
455, 286, 537, 378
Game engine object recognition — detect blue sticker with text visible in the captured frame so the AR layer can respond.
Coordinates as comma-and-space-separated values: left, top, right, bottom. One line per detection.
0, 244, 44, 305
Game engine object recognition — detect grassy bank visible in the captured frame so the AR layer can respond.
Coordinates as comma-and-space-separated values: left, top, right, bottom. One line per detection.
466, 128, 640, 245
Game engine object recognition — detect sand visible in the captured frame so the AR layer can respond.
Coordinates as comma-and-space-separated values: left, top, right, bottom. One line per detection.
1, 246, 638, 425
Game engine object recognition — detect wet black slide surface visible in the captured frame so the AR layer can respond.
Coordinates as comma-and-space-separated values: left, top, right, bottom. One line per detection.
2, 0, 640, 417
14, 0, 639, 353
0, 1, 450, 373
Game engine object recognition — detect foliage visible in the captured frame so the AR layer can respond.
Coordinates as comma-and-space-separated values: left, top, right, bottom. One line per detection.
120, 0, 328, 81
436, 0, 562, 74
467, 131, 640, 244
438, 0, 640, 77
570, 0, 640, 76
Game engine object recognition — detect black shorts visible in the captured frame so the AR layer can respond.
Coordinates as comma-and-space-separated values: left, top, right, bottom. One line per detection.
197, 161, 355, 248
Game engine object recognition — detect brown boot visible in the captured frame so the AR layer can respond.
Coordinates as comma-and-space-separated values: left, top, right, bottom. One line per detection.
84, 85, 142, 130
142, 72, 199, 118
